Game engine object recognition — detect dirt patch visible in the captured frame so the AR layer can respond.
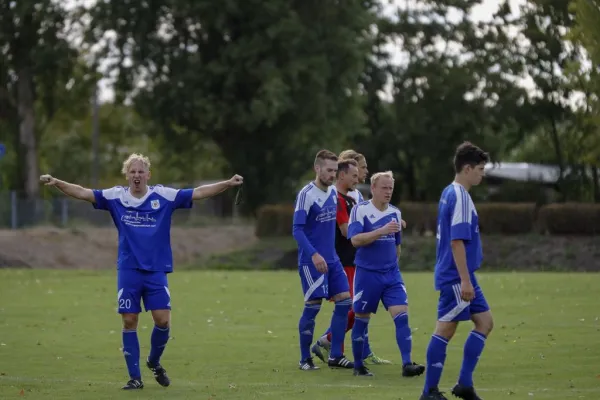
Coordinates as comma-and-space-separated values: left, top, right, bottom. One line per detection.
0, 225, 258, 269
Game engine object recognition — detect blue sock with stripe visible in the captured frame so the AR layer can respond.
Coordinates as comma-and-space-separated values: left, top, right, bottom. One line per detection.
299, 304, 321, 362
122, 329, 141, 380
351, 317, 370, 368
393, 312, 413, 365
330, 298, 352, 359
423, 334, 448, 394
458, 331, 487, 387
148, 325, 170, 366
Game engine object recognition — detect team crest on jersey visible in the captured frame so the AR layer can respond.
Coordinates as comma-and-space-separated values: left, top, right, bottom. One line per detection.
151, 199, 160, 210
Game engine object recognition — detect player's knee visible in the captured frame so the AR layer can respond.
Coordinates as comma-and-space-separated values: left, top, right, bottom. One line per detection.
434, 321, 458, 340
389, 305, 408, 318
331, 291, 351, 302
355, 312, 370, 319
305, 299, 322, 306
121, 313, 139, 330
151, 310, 171, 328
473, 312, 493, 335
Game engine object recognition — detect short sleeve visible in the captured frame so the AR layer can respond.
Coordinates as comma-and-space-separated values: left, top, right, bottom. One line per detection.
173, 189, 194, 209
92, 187, 122, 211
153, 186, 194, 209
336, 196, 349, 225
450, 185, 472, 241
347, 204, 365, 238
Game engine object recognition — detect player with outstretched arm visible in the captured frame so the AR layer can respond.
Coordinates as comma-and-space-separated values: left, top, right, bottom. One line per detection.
40, 153, 243, 390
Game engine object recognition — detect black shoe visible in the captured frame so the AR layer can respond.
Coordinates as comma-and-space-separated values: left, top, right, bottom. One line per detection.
299, 357, 320, 370
451, 384, 483, 400
121, 379, 143, 390
420, 387, 449, 400
353, 365, 373, 377
328, 355, 354, 369
147, 360, 171, 387
402, 361, 426, 377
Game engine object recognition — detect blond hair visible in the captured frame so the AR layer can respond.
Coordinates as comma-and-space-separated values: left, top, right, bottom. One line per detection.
339, 149, 366, 163
370, 171, 394, 186
121, 153, 151, 175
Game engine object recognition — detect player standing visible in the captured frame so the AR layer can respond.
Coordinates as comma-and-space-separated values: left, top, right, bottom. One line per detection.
40, 153, 243, 390
311, 157, 392, 365
347, 171, 425, 377
293, 150, 354, 370
420, 142, 492, 400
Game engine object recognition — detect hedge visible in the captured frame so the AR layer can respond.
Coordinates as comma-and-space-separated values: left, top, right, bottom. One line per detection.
255, 202, 600, 237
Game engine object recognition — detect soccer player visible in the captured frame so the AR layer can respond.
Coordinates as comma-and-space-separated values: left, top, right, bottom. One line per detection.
311, 158, 392, 365
347, 171, 425, 378
39, 153, 243, 390
293, 149, 354, 370
420, 142, 493, 400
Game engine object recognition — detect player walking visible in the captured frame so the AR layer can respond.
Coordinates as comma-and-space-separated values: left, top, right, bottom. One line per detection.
420, 142, 493, 400
348, 171, 425, 378
293, 150, 354, 371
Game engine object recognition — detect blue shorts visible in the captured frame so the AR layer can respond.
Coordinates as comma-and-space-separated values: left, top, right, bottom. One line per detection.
353, 267, 407, 314
299, 259, 350, 302
437, 282, 489, 322
117, 269, 171, 314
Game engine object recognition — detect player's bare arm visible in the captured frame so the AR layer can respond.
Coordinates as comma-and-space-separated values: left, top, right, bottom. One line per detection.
192, 174, 243, 200
338, 222, 348, 238
451, 239, 475, 301
40, 174, 95, 203
351, 221, 401, 247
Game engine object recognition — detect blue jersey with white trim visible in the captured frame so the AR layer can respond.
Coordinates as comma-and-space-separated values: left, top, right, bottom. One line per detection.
292, 183, 340, 265
92, 185, 194, 272
434, 182, 483, 289
348, 200, 402, 271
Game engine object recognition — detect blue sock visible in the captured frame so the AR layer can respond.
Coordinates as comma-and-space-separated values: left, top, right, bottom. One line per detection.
122, 329, 141, 380
423, 335, 449, 395
148, 325, 170, 366
363, 326, 372, 357
299, 304, 321, 361
351, 317, 370, 368
330, 298, 352, 359
458, 331, 487, 387
393, 312, 412, 365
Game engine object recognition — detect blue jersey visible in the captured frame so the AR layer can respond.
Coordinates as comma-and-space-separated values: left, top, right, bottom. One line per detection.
292, 183, 340, 265
434, 182, 483, 289
348, 200, 402, 271
92, 185, 194, 272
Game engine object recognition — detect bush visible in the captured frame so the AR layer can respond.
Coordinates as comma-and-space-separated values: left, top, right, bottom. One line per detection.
255, 204, 294, 238
397, 202, 438, 234
537, 203, 600, 235
255, 201, 600, 237
477, 203, 537, 234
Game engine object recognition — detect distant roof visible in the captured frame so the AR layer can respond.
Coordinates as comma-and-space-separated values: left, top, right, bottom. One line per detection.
484, 162, 562, 183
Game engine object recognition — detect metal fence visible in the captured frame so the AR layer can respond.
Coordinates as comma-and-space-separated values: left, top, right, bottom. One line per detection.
0, 190, 239, 229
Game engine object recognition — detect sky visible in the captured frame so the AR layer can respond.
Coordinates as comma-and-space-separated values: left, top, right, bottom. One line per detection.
85, 0, 527, 103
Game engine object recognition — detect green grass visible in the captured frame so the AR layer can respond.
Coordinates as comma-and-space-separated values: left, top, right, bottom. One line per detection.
0, 270, 599, 399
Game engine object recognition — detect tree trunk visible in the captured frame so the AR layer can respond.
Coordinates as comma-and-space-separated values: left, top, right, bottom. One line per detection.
592, 165, 599, 203
549, 115, 565, 201
17, 65, 39, 199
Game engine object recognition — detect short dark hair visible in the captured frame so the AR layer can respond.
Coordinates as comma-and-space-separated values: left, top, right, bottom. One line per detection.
337, 159, 358, 176
453, 141, 489, 173
314, 149, 338, 166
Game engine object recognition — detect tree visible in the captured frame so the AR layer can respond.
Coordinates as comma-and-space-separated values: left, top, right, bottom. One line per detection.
87, 0, 378, 212
0, 0, 82, 198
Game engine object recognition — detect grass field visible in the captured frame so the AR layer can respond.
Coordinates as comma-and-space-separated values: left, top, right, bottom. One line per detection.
0, 270, 598, 399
